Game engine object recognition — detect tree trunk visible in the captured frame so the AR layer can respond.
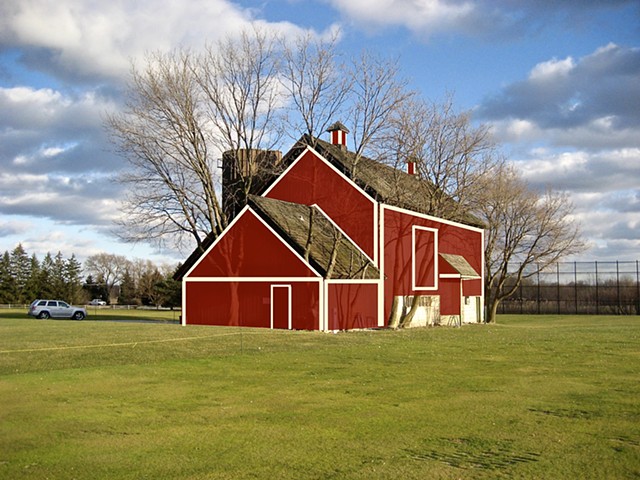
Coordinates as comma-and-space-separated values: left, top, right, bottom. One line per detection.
399, 295, 421, 328
388, 296, 402, 329
485, 296, 500, 323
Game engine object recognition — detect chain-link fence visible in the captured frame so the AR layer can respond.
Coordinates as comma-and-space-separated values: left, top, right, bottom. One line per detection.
497, 261, 640, 315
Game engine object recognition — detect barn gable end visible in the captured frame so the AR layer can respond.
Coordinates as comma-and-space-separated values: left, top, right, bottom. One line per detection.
186, 207, 320, 279
263, 147, 378, 263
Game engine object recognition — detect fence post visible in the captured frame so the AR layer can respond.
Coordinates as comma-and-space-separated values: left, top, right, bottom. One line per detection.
574, 261, 578, 314
637, 260, 639, 315
616, 260, 621, 315
520, 280, 523, 314
537, 264, 541, 314
557, 262, 561, 314
595, 261, 599, 315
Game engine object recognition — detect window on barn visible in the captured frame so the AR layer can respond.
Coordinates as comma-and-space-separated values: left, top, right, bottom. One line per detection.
412, 226, 438, 290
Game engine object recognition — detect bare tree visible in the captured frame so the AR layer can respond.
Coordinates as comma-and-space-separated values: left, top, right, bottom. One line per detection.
107, 28, 286, 252
347, 52, 415, 172
106, 29, 424, 254
85, 253, 130, 304
383, 95, 501, 222
196, 26, 284, 154
130, 259, 163, 306
475, 164, 585, 322
196, 27, 285, 220
106, 49, 222, 251
280, 31, 351, 145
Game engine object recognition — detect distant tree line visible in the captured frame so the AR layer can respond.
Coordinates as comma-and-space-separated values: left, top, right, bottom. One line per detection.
0, 244, 181, 308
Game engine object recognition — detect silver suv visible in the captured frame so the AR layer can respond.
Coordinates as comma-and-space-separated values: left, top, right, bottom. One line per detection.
28, 300, 87, 320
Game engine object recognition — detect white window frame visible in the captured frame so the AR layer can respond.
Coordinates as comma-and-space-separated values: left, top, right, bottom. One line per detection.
412, 225, 439, 291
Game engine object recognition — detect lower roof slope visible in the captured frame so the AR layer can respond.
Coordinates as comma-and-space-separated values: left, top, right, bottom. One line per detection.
249, 195, 379, 280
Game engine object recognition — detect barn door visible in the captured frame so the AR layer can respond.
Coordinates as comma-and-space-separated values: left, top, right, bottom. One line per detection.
270, 285, 292, 329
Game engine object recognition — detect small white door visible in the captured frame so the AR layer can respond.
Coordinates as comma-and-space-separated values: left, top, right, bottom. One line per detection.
270, 285, 292, 329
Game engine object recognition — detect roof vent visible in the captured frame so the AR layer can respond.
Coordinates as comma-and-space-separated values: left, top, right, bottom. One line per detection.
326, 121, 349, 149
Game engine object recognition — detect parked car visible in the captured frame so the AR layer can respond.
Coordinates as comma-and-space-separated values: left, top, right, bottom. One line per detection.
28, 300, 87, 320
89, 299, 107, 306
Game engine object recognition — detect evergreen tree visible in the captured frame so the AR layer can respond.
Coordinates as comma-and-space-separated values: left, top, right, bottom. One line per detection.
39, 253, 55, 299
23, 254, 42, 302
118, 269, 138, 305
155, 268, 182, 309
51, 252, 67, 299
64, 255, 84, 303
83, 275, 106, 302
0, 251, 13, 303
10, 244, 30, 303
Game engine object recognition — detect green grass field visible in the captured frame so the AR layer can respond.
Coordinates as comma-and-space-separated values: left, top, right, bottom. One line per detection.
1, 313, 638, 479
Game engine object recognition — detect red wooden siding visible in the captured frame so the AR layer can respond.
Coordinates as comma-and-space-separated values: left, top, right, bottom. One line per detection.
463, 279, 482, 296
383, 206, 483, 322
412, 226, 437, 289
327, 283, 379, 330
185, 281, 320, 329
187, 209, 318, 279
439, 278, 462, 315
264, 149, 376, 260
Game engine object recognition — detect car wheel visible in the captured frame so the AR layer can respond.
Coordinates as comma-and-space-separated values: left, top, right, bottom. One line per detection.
38, 311, 50, 319
73, 311, 85, 320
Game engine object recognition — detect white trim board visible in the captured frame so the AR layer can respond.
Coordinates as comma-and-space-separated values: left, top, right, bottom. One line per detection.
262, 146, 377, 204
184, 277, 322, 283
312, 203, 377, 267
262, 145, 379, 265
185, 207, 323, 280
382, 204, 485, 234
412, 225, 439, 291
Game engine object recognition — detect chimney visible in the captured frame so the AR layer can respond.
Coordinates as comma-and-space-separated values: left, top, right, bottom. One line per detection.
407, 156, 418, 175
326, 121, 349, 150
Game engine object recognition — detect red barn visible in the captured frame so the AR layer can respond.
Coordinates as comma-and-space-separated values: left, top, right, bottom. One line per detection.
177, 124, 484, 330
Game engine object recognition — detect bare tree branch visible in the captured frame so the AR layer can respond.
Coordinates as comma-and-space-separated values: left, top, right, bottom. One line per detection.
474, 164, 585, 322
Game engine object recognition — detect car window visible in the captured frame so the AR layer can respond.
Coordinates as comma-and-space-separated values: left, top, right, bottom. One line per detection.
59, 302, 70, 308
38, 300, 47, 306
47, 301, 57, 307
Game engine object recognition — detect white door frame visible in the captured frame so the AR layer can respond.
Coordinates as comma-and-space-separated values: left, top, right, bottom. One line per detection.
270, 284, 292, 329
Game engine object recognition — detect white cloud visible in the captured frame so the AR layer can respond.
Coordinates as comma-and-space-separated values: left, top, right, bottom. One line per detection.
483, 43, 640, 261
0, 219, 32, 238
326, 0, 475, 35
0, 85, 121, 177
480, 43, 640, 140
0, 0, 330, 83
325, 0, 638, 39
514, 148, 640, 193
528, 56, 575, 82
0, 169, 124, 228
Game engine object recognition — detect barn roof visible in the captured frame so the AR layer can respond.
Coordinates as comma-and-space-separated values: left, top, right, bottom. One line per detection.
440, 253, 480, 279
284, 135, 484, 229
175, 133, 483, 281
248, 195, 379, 279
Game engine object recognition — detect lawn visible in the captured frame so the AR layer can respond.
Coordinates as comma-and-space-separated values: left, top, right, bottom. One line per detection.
0, 314, 638, 479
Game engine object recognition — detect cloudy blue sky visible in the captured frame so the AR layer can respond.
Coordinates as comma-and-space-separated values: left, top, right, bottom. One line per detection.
0, 0, 639, 265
